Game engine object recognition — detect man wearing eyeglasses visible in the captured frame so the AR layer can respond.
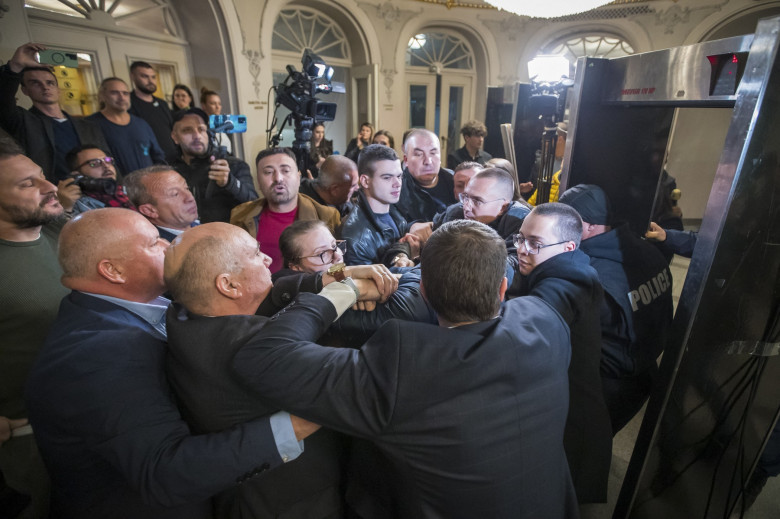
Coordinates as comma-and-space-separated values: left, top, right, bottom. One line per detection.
430, 167, 531, 286
511, 203, 613, 505
55, 144, 135, 216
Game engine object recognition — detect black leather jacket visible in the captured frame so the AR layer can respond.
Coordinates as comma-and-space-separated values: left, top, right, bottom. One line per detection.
338, 191, 410, 266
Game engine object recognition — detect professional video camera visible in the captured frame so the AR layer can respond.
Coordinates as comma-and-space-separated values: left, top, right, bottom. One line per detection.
270, 48, 340, 173
527, 78, 573, 204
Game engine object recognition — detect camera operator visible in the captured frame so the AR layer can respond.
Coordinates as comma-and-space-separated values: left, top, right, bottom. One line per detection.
169, 108, 257, 223
57, 144, 135, 215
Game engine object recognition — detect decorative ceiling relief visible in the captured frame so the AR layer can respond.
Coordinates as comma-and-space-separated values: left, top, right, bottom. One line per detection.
479, 15, 529, 41
655, 4, 690, 34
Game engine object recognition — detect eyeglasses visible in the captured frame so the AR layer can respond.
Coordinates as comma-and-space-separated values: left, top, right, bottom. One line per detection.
513, 233, 568, 255
297, 241, 347, 265
77, 156, 115, 169
459, 192, 505, 208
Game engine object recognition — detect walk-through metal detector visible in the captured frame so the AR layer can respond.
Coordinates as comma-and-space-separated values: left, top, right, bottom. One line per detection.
561, 16, 780, 519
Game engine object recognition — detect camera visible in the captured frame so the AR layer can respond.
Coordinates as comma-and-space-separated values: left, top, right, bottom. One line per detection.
271, 49, 341, 173
72, 176, 118, 195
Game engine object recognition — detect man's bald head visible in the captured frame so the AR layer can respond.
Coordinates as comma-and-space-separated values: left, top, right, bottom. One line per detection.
164, 223, 273, 315
59, 208, 168, 302
314, 155, 359, 206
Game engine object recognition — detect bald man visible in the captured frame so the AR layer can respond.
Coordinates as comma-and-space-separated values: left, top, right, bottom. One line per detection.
163, 222, 394, 518
299, 154, 359, 217
25, 208, 319, 519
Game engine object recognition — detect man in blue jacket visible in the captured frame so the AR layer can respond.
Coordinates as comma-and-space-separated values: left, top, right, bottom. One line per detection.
25, 208, 318, 519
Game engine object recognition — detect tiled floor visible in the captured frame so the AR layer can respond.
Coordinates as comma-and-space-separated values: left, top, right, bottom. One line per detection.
579, 254, 779, 518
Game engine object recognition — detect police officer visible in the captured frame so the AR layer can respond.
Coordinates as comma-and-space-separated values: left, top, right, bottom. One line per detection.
560, 184, 673, 434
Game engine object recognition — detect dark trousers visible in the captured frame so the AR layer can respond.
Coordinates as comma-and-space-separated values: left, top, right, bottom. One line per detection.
602, 369, 655, 435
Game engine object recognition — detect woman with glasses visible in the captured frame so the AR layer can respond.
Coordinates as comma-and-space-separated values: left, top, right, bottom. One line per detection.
279, 220, 346, 274
277, 219, 436, 346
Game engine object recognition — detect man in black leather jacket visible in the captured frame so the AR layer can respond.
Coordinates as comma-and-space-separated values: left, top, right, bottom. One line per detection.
338, 144, 410, 265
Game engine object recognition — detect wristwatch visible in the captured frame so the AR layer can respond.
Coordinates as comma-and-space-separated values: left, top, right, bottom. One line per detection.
328, 262, 347, 281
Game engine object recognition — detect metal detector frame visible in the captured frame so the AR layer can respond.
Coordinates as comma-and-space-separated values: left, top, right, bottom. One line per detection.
561, 16, 780, 519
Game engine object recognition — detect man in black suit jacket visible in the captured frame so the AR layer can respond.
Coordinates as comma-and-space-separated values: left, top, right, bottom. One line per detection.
123, 166, 199, 242
166, 219, 577, 518
25, 208, 319, 519
163, 221, 397, 518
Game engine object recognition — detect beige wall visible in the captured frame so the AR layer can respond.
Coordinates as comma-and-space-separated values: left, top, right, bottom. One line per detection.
3, 0, 777, 211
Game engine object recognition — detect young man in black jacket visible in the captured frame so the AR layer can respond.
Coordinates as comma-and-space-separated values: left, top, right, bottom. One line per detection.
338, 144, 410, 266
512, 203, 612, 504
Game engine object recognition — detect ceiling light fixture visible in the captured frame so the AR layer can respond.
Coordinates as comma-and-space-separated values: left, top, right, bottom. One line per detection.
484, 1, 612, 19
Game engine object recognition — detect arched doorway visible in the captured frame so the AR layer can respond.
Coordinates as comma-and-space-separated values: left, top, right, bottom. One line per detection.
405, 30, 476, 158
269, 3, 376, 154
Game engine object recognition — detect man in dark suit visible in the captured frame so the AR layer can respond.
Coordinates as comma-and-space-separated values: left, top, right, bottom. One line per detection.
123, 166, 199, 241
25, 208, 319, 519
167, 218, 577, 518
162, 221, 397, 518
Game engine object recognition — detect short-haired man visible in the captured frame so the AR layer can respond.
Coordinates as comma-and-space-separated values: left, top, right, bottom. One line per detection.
433, 168, 531, 285
0, 42, 109, 182
169, 108, 257, 223
338, 144, 410, 266
299, 154, 359, 218
0, 137, 69, 517
124, 166, 199, 241
128, 61, 177, 158
560, 184, 673, 434
395, 129, 457, 222
452, 160, 482, 199
56, 144, 135, 215
25, 208, 319, 518
446, 119, 492, 169
87, 77, 165, 173
512, 203, 612, 504
231, 147, 340, 273
163, 222, 396, 519
226, 219, 577, 518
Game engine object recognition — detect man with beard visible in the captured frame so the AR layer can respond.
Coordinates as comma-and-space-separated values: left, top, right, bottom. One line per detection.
0, 137, 68, 517
55, 144, 135, 215
169, 108, 257, 223
128, 61, 177, 159
87, 77, 165, 173
231, 147, 340, 273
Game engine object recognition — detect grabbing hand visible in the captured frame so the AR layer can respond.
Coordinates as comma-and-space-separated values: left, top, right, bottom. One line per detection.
519, 182, 534, 194
344, 264, 398, 302
0, 416, 28, 446
351, 301, 377, 312
408, 221, 433, 244
645, 221, 667, 242
391, 253, 415, 268
208, 157, 230, 187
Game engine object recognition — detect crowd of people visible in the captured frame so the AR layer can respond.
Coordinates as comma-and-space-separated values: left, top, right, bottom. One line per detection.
6, 41, 764, 519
